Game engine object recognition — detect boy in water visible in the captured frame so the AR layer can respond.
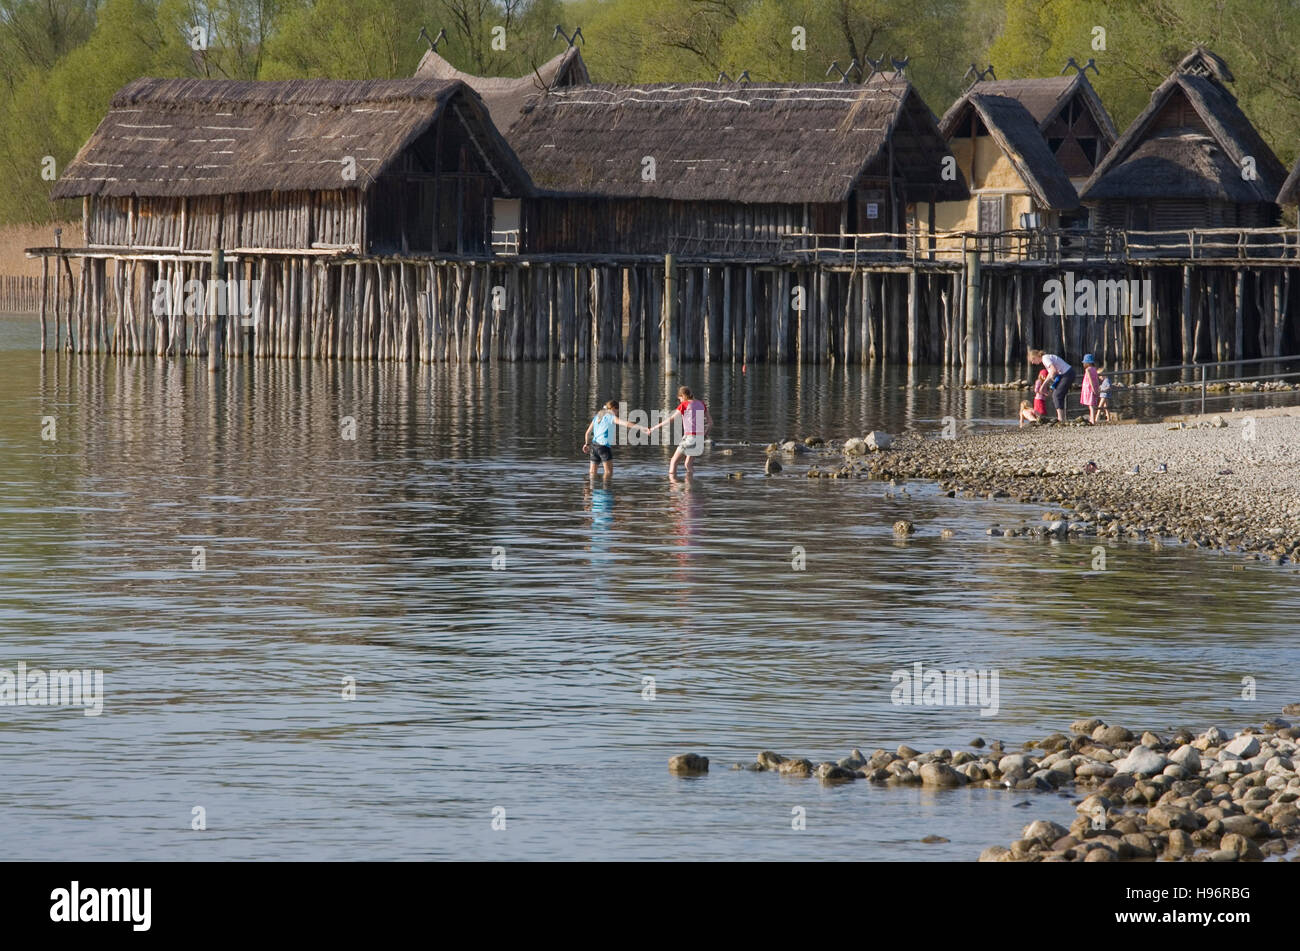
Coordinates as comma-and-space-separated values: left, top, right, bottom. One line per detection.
582, 400, 644, 479
647, 386, 712, 479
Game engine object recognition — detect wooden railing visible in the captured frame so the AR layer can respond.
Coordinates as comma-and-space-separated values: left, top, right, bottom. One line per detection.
772, 227, 1300, 267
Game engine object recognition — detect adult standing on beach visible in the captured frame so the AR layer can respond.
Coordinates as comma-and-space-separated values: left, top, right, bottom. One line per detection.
1028, 349, 1075, 423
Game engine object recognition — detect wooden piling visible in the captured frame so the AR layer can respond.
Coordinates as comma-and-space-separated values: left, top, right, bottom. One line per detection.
964, 251, 980, 384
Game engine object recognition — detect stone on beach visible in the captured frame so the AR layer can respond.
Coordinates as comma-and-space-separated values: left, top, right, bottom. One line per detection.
1093, 724, 1133, 745
777, 758, 814, 777
866, 431, 893, 451
1167, 744, 1201, 772
919, 762, 965, 786
1022, 819, 1068, 842
668, 753, 709, 774
1224, 734, 1261, 758
1114, 746, 1167, 777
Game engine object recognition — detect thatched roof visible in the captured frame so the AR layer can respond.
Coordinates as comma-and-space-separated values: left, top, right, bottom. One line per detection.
413, 46, 589, 132
52, 77, 532, 200
1277, 156, 1300, 205
942, 72, 1118, 144
938, 93, 1079, 210
1080, 52, 1284, 204
1177, 46, 1234, 85
506, 79, 969, 204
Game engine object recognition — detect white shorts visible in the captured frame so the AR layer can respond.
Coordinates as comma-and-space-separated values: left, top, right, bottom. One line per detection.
678, 434, 703, 456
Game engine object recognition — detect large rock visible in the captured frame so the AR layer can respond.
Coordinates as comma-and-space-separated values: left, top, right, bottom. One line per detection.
1224, 734, 1261, 758
1071, 717, 1105, 735
1093, 724, 1133, 745
1146, 804, 1200, 832
1075, 761, 1116, 779
777, 758, 814, 777
978, 845, 1011, 862
843, 437, 868, 456
1165, 828, 1195, 858
1219, 814, 1267, 839
756, 751, 785, 770
1167, 744, 1202, 773
1023, 819, 1069, 842
1220, 833, 1263, 860
919, 762, 965, 787
1077, 793, 1112, 815
866, 431, 893, 451
868, 750, 897, 769
1120, 833, 1157, 859
1114, 747, 1167, 777
764, 456, 783, 476
815, 762, 857, 782
1083, 846, 1117, 862
1194, 726, 1228, 750
668, 753, 709, 774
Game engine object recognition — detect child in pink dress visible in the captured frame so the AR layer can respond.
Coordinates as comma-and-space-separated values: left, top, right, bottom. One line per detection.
1033, 369, 1050, 418
1080, 354, 1101, 424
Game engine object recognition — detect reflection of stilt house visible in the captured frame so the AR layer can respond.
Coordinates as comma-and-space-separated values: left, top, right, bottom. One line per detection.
51, 78, 531, 256
1080, 49, 1285, 231
504, 78, 968, 256
924, 69, 1117, 250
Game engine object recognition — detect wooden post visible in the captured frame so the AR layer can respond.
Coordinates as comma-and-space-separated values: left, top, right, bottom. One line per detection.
38, 255, 48, 353
1181, 265, 1194, 367
964, 251, 980, 383
663, 253, 677, 376
208, 248, 224, 372
906, 267, 919, 366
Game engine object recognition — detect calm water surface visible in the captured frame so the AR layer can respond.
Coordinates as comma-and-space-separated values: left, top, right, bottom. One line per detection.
1, 315, 1296, 861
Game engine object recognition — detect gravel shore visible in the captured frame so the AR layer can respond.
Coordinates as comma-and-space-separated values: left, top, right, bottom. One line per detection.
670, 710, 1300, 862
863, 407, 1300, 563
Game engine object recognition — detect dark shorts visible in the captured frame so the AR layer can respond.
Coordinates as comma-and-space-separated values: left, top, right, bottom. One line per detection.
589, 443, 613, 464
1052, 367, 1076, 410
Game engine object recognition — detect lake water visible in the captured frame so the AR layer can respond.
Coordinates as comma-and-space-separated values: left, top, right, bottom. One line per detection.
1, 314, 1296, 861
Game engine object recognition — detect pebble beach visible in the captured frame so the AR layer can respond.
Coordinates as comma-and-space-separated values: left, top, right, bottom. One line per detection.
860, 407, 1300, 564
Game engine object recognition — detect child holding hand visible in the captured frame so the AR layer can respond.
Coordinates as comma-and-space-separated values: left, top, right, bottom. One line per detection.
583, 400, 645, 478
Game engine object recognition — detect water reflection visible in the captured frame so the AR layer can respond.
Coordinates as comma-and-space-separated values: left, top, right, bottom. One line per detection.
0, 316, 1297, 861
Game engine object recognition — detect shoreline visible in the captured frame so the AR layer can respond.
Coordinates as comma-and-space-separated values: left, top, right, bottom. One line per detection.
856, 407, 1300, 565
670, 711, 1300, 862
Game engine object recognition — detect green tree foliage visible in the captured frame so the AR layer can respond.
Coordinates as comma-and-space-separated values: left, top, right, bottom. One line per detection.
0, 0, 1298, 227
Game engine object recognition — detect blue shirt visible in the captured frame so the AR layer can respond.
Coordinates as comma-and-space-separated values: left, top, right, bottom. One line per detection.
591, 411, 616, 446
